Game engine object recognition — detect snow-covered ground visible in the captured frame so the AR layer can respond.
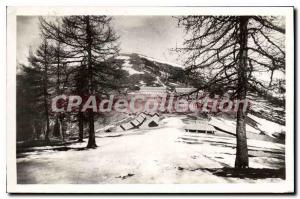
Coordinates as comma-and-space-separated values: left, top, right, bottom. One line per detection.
17, 116, 285, 184
210, 115, 285, 139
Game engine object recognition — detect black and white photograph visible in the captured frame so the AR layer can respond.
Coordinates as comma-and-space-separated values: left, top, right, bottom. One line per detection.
6, 6, 294, 193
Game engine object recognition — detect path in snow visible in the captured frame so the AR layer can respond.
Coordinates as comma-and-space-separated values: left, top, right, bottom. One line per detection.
17, 116, 285, 184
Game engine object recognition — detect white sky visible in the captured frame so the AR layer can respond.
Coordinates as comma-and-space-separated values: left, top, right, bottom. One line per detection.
16, 16, 284, 82
17, 16, 186, 66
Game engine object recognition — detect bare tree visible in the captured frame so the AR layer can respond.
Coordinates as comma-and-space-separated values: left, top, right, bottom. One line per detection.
49, 27, 70, 140
177, 16, 285, 168
40, 16, 119, 148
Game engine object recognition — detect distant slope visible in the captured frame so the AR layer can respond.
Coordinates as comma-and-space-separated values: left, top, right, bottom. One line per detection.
115, 53, 187, 92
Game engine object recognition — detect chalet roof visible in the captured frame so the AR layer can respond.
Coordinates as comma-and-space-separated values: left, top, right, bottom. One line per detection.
138, 87, 167, 97
175, 87, 197, 94
139, 86, 167, 91
185, 121, 215, 131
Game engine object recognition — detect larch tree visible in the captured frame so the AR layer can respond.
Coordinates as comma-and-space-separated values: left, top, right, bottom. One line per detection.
177, 16, 285, 168
40, 16, 119, 148
48, 27, 70, 140
18, 29, 69, 143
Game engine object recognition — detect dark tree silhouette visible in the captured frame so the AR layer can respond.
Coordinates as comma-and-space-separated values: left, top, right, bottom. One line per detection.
177, 16, 285, 168
17, 64, 45, 141
40, 16, 120, 148
48, 27, 70, 140
26, 39, 54, 144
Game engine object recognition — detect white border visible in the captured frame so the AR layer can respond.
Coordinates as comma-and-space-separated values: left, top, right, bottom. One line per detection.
6, 6, 294, 193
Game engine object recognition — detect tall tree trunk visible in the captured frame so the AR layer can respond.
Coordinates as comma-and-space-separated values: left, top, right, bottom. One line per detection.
53, 117, 61, 137
87, 111, 96, 148
43, 44, 50, 144
59, 115, 65, 141
43, 78, 50, 144
39, 40, 52, 144
77, 61, 85, 142
235, 16, 249, 168
85, 16, 97, 148
78, 111, 84, 142
54, 40, 65, 140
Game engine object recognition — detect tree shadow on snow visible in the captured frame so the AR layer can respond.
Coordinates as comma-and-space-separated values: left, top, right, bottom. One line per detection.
206, 167, 285, 179
179, 167, 286, 180
17, 146, 92, 158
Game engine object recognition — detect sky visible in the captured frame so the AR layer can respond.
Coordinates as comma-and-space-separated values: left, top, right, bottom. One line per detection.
17, 16, 186, 66
16, 16, 284, 82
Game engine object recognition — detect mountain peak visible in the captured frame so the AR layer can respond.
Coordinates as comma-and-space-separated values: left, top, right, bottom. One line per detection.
117, 53, 184, 69
114, 52, 187, 90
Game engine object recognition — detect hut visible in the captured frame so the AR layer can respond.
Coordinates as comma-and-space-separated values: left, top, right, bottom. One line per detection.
138, 86, 167, 97
115, 112, 160, 132
140, 113, 160, 128
116, 112, 147, 131
184, 121, 216, 134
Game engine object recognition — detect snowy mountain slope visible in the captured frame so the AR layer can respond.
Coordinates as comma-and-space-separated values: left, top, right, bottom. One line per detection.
115, 53, 187, 91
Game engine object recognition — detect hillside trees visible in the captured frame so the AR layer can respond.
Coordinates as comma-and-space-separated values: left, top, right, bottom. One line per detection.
177, 16, 285, 168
